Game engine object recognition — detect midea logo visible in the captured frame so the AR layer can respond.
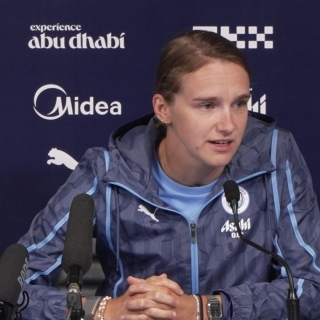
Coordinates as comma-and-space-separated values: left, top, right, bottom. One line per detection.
33, 84, 122, 120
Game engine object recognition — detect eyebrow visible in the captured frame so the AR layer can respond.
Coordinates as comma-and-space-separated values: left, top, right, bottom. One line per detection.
192, 94, 251, 102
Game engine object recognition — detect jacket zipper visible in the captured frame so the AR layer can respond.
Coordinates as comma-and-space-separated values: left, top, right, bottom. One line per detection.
190, 222, 197, 243
190, 221, 199, 293
108, 171, 269, 294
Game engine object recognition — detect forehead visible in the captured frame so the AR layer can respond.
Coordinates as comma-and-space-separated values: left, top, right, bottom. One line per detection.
178, 60, 250, 97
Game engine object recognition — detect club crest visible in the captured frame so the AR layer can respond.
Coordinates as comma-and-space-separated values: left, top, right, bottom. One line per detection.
221, 186, 250, 215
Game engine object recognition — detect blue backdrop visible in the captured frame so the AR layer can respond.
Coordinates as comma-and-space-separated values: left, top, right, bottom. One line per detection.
1, 1, 320, 253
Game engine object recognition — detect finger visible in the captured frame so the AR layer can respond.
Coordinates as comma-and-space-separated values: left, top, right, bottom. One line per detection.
127, 274, 168, 286
120, 314, 149, 320
125, 291, 179, 310
144, 307, 176, 319
121, 308, 177, 320
128, 279, 183, 296
145, 273, 168, 281
127, 276, 145, 285
120, 311, 151, 320
146, 277, 183, 296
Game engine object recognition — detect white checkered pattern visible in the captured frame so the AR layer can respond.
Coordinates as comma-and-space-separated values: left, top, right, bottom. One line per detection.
193, 26, 273, 49
248, 26, 273, 49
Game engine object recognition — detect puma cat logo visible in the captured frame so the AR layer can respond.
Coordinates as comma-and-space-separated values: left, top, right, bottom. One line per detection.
47, 148, 78, 170
138, 204, 159, 222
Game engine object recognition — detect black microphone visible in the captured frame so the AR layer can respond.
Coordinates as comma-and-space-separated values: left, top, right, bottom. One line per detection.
62, 193, 94, 320
0, 244, 29, 320
223, 180, 300, 320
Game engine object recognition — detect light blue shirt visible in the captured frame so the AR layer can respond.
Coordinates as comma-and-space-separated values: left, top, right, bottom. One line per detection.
152, 153, 217, 224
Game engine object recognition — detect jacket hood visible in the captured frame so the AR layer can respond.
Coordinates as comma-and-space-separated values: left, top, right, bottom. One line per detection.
105, 111, 276, 197
228, 111, 276, 180
105, 113, 162, 201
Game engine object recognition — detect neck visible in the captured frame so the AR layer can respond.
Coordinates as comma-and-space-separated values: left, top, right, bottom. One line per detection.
157, 139, 223, 187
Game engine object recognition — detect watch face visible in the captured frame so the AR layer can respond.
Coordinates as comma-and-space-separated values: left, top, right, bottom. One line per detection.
210, 304, 222, 318
207, 296, 222, 319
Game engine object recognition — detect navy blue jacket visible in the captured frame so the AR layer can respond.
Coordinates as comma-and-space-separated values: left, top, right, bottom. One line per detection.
19, 113, 320, 319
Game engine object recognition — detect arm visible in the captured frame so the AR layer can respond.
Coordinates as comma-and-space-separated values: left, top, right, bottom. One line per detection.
118, 131, 320, 320
18, 148, 198, 320
217, 131, 320, 319
18, 148, 106, 319
100, 275, 196, 320
98, 275, 220, 320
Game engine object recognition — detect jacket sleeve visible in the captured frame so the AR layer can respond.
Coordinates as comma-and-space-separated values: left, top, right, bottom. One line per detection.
18, 148, 107, 320
219, 130, 320, 319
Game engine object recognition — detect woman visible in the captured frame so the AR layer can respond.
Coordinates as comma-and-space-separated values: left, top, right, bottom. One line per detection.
19, 31, 320, 319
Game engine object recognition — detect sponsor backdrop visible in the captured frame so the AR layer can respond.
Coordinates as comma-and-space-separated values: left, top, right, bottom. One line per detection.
0, 1, 319, 253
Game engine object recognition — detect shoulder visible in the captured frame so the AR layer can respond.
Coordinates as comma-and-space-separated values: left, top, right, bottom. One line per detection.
77, 147, 110, 174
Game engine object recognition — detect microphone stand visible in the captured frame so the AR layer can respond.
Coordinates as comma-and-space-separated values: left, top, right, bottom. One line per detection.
0, 302, 14, 320
229, 198, 300, 320
65, 266, 84, 320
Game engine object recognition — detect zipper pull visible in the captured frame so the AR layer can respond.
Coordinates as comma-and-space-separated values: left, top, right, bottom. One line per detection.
190, 222, 197, 243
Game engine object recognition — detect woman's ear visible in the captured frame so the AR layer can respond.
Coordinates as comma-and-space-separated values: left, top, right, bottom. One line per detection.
152, 94, 171, 124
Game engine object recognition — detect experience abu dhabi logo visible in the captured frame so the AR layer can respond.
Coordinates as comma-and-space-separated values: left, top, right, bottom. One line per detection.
28, 23, 125, 49
193, 26, 273, 49
33, 84, 122, 120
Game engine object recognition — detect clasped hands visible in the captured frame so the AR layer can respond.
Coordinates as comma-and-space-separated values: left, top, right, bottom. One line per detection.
103, 274, 198, 320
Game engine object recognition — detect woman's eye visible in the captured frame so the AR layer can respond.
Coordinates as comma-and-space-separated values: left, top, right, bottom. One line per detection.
200, 103, 213, 109
235, 101, 246, 108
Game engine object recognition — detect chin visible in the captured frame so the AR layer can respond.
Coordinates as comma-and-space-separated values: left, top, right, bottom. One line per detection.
209, 155, 233, 166
206, 160, 230, 170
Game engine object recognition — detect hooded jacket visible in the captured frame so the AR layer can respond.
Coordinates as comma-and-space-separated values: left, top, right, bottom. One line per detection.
19, 112, 320, 319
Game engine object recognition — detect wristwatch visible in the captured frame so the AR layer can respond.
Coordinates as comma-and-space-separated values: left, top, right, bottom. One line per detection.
206, 295, 222, 319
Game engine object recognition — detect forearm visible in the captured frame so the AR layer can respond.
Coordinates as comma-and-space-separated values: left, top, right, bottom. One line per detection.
87, 294, 222, 320
84, 274, 224, 320
21, 284, 67, 320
